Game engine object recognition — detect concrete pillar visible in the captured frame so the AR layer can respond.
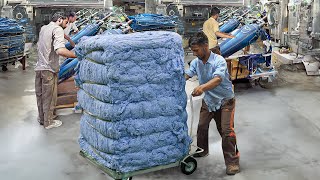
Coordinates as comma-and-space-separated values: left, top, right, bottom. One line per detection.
145, 0, 158, 14
104, 0, 113, 9
279, 0, 289, 45
0, 0, 4, 8
243, 0, 258, 6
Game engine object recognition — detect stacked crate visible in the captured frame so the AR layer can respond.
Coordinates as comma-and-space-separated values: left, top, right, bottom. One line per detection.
0, 18, 25, 61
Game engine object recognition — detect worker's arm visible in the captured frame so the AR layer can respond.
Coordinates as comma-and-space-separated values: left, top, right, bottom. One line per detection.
53, 27, 77, 58
56, 48, 77, 58
211, 19, 234, 39
192, 76, 222, 96
72, 23, 79, 33
192, 56, 227, 97
215, 31, 235, 39
185, 60, 197, 80
64, 34, 76, 47
185, 74, 191, 80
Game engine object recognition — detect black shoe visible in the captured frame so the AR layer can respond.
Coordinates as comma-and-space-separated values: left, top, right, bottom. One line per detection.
37, 117, 44, 125
38, 120, 44, 125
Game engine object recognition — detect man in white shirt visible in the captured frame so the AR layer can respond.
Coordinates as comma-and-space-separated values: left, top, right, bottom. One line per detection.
64, 12, 78, 47
64, 12, 79, 36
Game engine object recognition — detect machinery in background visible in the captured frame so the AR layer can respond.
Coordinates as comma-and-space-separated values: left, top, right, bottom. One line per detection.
263, 0, 320, 75
165, 3, 250, 51
166, 4, 247, 38
128, 13, 177, 32
219, 9, 252, 33
60, 9, 132, 84
65, 12, 114, 50
220, 21, 277, 88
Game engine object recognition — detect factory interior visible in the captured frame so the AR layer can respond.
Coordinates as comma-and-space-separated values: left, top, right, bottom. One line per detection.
0, 0, 320, 180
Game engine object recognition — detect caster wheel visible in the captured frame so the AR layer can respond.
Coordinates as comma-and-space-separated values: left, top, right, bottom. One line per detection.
181, 157, 197, 175
115, 177, 132, 180
2, 65, 8, 71
258, 77, 273, 89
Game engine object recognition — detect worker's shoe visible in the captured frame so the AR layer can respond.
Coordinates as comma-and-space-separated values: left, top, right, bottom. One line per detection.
45, 120, 62, 129
226, 164, 240, 175
37, 118, 44, 125
53, 114, 58, 119
193, 148, 208, 158
38, 115, 57, 125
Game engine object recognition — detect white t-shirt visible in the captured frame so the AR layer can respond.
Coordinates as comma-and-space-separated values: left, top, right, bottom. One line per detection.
64, 22, 78, 36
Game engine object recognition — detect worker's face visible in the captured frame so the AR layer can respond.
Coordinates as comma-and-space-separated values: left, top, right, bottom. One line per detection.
69, 16, 77, 23
60, 18, 68, 29
190, 44, 209, 60
214, 14, 219, 20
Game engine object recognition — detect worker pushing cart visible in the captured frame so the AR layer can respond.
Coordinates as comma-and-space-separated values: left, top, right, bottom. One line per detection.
185, 32, 240, 175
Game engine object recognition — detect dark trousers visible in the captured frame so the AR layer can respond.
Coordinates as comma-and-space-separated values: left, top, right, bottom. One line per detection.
197, 98, 239, 165
35, 71, 58, 127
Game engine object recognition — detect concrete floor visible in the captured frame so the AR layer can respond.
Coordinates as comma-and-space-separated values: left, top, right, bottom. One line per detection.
1, 52, 320, 180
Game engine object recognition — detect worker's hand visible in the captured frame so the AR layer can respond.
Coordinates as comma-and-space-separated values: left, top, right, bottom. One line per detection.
69, 39, 76, 48
192, 86, 204, 97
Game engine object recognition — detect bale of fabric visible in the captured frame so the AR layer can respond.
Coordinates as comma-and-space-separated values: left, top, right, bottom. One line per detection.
0, 18, 25, 59
8, 35, 25, 56
128, 14, 177, 31
76, 31, 191, 173
0, 18, 24, 35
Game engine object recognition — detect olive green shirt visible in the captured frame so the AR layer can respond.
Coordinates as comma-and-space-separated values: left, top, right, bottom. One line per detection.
203, 17, 220, 49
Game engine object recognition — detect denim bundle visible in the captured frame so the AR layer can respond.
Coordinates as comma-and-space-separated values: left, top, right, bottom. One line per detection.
76, 31, 191, 173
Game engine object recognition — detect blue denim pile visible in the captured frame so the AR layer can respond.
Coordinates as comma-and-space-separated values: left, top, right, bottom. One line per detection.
128, 14, 177, 32
75, 31, 191, 173
0, 18, 25, 60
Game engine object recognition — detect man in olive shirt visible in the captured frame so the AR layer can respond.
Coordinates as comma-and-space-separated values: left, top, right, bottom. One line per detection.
35, 13, 77, 129
203, 7, 234, 54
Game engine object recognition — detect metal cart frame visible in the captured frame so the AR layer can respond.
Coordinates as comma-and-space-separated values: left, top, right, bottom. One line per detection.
0, 54, 26, 71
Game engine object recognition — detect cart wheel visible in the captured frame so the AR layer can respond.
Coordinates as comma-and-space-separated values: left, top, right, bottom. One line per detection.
2, 65, 8, 72
181, 157, 197, 175
115, 177, 132, 180
258, 77, 273, 89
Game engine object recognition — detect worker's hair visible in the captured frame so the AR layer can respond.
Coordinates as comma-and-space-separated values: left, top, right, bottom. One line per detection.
51, 12, 66, 22
210, 7, 220, 16
68, 12, 77, 18
188, 31, 208, 47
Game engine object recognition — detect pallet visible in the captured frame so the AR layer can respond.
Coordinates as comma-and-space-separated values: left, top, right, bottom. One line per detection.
0, 32, 24, 37
56, 76, 78, 109
0, 55, 26, 70
226, 58, 250, 80
56, 102, 78, 109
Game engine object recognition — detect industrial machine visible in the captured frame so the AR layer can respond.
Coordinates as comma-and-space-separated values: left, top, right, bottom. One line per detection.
262, 0, 320, 75
65, 12, 113, 50
59, 10, 132, 83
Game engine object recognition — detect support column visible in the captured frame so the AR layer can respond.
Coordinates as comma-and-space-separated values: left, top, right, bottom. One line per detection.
279, 0, 289, 45
104, 0, 113, 9
145, 0, 158, 14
